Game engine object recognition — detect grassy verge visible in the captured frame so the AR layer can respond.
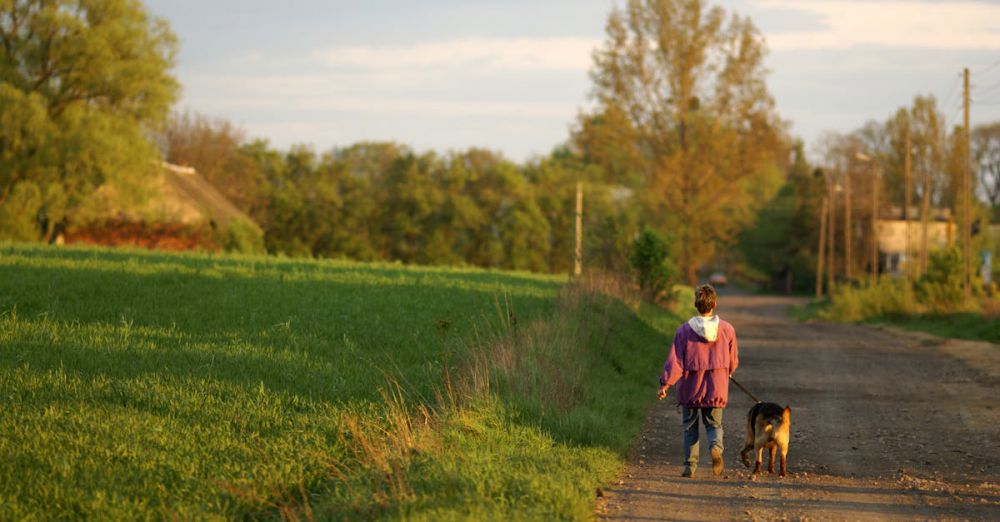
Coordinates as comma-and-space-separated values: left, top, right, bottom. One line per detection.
798, 249, 1000, 345
0, 243, 680, 519
795, 277, 999, 345
869, 313, 1000, 344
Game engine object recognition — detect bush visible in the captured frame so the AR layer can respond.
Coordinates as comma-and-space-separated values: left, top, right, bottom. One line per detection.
820, 278, 915, 322
628, 229, 677, 303
819, 248, 973, 322
915, 247, 966, 313
220, 218, 265, 254
0, 182, 43, 242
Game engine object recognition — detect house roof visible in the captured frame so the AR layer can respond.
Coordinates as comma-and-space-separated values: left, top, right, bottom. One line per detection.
81, 162, 254, 227
160, 162, 250, 226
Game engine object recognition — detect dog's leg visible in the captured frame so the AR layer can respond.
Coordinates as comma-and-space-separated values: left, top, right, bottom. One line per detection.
743, 408, 756, 469
753, 446, 763, 476
779, 446, 788, 477
768, 446, 776, 474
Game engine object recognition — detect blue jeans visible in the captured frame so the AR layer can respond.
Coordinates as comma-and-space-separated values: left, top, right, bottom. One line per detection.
682, 406, 724, 470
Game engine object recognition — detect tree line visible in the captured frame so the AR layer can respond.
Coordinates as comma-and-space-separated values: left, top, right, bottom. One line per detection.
161, 112, 640, 274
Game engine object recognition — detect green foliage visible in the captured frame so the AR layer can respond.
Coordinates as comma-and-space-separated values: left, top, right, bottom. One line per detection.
194, 139, 639, 275
816, 249, 972, 323
887, 312, 1000, 344
915, 248, 966, 313
0, 243, 679, 519
0, 181, 43, 241
219, 218, 265, 254
737, 143, 824, 292
629, 229, 677, 301
0, 85, 56, 194
819, 278, 916, 322
0, 0, 178, 238
808, 252, 998, 344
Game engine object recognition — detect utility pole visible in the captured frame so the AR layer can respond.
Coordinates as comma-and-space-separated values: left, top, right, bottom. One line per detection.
963, 67, 972, 299
844, 167, 852, 280
857, 152, 879, 284
904, 125, 912, 282
828, 179, 837, 292
920, 162, 931, 276
574, 181, 583, 277
871, 163, 879, 284
816, 196, 828, 297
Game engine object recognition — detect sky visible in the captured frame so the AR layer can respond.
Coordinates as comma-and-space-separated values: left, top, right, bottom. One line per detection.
144, 0, 1000, 162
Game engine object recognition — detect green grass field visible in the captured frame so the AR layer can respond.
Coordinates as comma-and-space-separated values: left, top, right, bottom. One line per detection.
0, 244, 681, 519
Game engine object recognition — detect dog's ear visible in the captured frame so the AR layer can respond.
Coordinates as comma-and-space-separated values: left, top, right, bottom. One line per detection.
783, 405, 791, 414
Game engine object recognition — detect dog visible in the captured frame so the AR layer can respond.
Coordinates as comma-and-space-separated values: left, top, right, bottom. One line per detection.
740, 402, 791, 478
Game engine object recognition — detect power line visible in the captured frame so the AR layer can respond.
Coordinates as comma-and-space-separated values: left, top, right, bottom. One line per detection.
945, 97, 964, 129
975, 57, 1000, 75
975, 81, 1000, 105
974, 80, 1000, 96
940, 74, 962, 109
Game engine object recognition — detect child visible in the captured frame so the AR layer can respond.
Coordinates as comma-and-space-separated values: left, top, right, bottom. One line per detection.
657, 284, 739, 477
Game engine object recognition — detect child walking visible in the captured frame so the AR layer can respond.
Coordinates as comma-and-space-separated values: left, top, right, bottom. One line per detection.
657, 284, 739, 477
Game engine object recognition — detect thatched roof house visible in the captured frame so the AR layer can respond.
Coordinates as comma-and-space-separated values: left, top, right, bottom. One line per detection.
68, 162, 262, 252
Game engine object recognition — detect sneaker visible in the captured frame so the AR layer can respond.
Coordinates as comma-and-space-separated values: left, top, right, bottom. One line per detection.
681, 467, 695, 478
711, 447, 724, 476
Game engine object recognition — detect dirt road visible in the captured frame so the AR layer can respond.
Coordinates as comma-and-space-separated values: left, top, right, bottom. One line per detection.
599, 294, 1000, 521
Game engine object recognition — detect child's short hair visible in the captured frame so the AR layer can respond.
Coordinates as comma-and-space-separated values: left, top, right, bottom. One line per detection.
694, 284, 717, 314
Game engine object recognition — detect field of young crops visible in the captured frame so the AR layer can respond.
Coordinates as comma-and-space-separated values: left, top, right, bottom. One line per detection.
0, 244, 679, 519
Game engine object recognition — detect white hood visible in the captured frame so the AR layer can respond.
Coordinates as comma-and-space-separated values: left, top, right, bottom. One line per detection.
688, 315, 720, 342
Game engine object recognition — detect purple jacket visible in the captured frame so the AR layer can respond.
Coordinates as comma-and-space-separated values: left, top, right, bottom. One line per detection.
659, 318, 739, 408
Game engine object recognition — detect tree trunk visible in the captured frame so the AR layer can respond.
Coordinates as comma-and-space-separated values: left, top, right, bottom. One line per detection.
0, 182, 12, 209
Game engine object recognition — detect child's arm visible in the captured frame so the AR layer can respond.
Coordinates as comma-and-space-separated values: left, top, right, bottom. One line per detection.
657, 332, 684, 400
728, 327, 739, 376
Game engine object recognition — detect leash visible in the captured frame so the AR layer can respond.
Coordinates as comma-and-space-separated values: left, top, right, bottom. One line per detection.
729, 375, 762, 404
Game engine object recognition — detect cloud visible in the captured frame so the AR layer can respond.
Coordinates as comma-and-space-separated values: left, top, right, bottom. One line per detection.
759, 1, 1000, 50
312, 37, 599, 72
185, 73, 579, 118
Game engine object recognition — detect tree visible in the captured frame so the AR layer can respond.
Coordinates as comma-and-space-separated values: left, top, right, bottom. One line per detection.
972, 122, 1000, 217
585, 0, 786, 284
375, 151, 444, 263
260, 144, 325, 257
0, 0, 178, 239
629, 228, 677, 301
452, 149, 519, 268
907, 96, 948, 274
740, 142, 825, 291
162, 111, 268, 219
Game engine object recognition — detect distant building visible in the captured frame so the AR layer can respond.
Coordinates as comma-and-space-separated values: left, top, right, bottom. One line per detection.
876, 218, 955, 275
68, 162, 259, 251
876, 205, 998, 277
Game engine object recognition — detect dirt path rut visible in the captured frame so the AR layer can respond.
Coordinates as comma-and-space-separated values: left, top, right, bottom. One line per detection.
598, 294, 1000, 521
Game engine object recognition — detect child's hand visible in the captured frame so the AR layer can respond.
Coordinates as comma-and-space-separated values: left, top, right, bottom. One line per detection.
657, 385, 668, 401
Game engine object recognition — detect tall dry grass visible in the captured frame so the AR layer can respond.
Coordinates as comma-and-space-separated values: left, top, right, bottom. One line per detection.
453, 273, 640, 411
312, 273, 642, 519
